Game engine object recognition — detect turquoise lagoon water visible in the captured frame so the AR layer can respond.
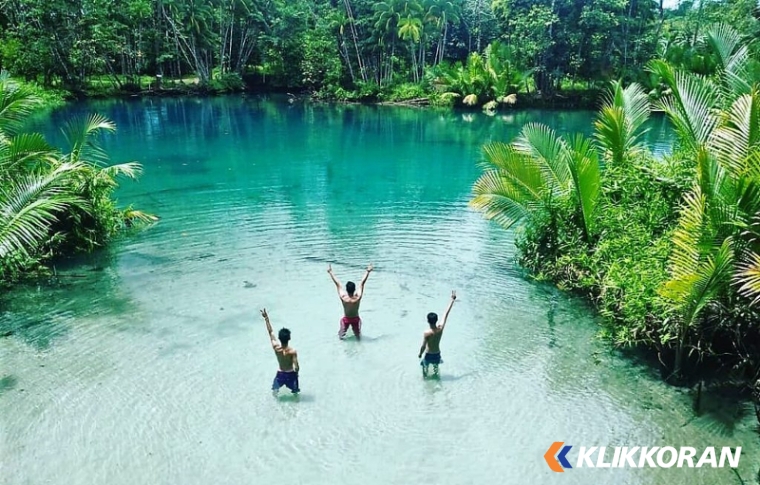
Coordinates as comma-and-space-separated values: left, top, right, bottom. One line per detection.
1, 97, 757, 485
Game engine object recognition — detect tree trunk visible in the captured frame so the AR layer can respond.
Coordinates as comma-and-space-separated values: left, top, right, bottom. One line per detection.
342, 0, 367, 82
693, 0, 705, 46
654, 0, 666, 46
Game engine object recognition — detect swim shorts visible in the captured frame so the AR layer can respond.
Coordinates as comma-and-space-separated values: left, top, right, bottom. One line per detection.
272, 370, 300, 393
339, 316, 362, 338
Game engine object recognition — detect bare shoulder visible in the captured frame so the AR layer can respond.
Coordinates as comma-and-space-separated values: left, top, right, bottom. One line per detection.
423, 329, 433, 337
287, 347, 297, 355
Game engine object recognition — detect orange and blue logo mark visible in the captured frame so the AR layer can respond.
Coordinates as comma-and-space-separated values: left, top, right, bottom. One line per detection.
544, 441, 573, 472
543, 442, 742, 471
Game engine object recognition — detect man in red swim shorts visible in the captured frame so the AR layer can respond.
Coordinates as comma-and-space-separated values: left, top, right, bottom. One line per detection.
327, 263, 373, 339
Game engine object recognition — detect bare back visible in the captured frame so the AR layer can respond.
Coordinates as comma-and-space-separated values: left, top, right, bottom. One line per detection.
273, 345, 297, 372
340, 294, 362, 317
424, 326, 444, 353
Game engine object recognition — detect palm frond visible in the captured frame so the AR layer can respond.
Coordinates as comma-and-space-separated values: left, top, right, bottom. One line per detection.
0, 133, 58, 174
566, 134, 601, 241
649, 61, 719, 152
664, 186, 712, 284
595, 105, 628, 165
470, 177, 535, 230
479, 142, 550, 202
61, 114, 116, 166
470, 142, 550, 229
736, 250, 760, 305
706, 24, 743, 71
513, 123, 571, 190
0, 75, 42, 137
621, 82, 652, 132
706, 24, 752, 99
710, 91, 760, 177
0, 163, 86, 258
99, 162, 143, 180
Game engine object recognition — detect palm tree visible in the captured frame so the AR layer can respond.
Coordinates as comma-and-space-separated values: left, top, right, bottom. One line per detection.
736, 212, 760, 305
423, 0, 461, 65
650, 24, 760, 376
470, 123, 600, 243
470, 78, 656, 242
398, 11, 425, 82
594, 80, 652, 167
0, 74, 151, 279
0, 75, 86, 264
373, 1, 404, 84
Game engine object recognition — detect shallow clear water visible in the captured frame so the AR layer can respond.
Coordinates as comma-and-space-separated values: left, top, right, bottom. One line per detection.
1, 98, 757, 485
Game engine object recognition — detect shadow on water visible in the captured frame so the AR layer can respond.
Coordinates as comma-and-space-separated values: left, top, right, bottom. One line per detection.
437, 371, 475, 382
422, 371, 475, 382
0, 310, 70, 351
0, 375, 19, 396
354, 334, 390, 343
275, 393, 316, 403
0, 247, 139, 350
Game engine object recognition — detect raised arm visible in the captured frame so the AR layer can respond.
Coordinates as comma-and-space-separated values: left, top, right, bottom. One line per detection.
260, 309, 279, 349
327, 264, 343, 296
439, 291, 457, 331
358, 263, 373, 296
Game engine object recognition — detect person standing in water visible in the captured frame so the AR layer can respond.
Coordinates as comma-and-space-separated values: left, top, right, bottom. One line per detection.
260, 309, 300, 395
327, 263, 373, 339
418, 291, 457, 377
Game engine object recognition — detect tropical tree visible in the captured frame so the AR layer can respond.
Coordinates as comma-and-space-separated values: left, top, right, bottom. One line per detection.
650, 24, 760, 377
594, 80, 652, 167
424, 0, 462, 66
0, 73, 150, 281
470, 122, 600, 243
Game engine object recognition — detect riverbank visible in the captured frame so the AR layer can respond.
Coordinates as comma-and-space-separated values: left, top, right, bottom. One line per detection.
17, 74, 604, 111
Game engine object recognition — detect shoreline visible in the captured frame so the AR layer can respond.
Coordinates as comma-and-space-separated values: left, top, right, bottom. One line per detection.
55, 83, 606, 111
11, 85, 757, 414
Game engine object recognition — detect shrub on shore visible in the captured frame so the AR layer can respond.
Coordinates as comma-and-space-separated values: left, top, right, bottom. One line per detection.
0, 74, 153, 285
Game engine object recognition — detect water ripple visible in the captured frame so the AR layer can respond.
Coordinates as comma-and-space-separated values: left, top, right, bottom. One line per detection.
2, 99, 753, 485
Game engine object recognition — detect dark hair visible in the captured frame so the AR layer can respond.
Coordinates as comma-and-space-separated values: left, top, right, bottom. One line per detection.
427, 312, 438, 327
278, 328, 291, 346
346, 281, 356, 296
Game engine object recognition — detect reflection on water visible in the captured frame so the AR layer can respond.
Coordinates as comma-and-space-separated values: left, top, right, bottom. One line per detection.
2, 97, 756, 485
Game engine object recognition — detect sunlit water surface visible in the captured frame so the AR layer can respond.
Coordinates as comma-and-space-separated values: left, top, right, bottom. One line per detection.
1, 97, 757, 485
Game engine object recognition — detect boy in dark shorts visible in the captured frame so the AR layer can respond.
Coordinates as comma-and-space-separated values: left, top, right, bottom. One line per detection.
418, 291, 457, 377
260, 309, 300, 394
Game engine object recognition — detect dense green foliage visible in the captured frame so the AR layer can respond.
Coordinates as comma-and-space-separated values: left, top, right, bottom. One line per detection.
0, 74, 152, 284
0, 0, 758, 104
471, 24, 760, 382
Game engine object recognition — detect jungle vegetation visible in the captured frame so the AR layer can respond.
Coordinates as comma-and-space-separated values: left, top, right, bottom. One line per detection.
0, 73, 153, 285
471, 23, 760, 388
0, 0, 758, 106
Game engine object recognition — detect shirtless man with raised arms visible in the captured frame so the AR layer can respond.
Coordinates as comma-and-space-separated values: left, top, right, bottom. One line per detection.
327, 263, 373, 339
260, 309, 300, 395
418, 291, 457, 377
